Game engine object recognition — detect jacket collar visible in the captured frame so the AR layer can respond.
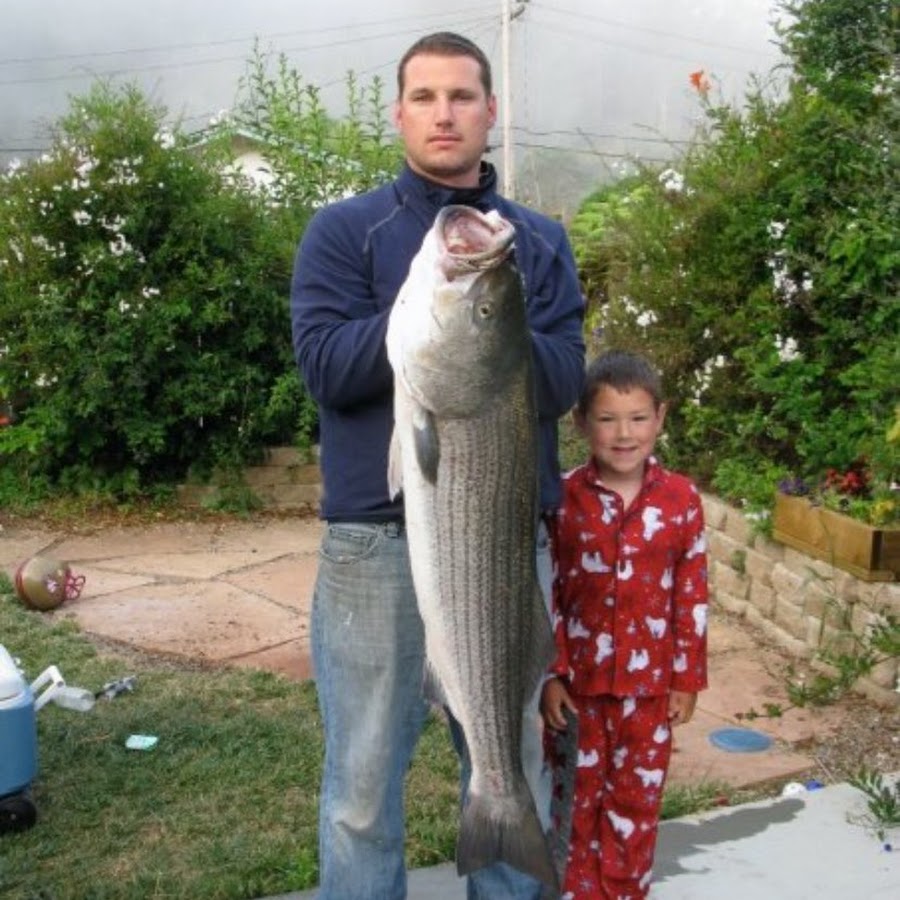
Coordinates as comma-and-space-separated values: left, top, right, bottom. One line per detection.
395, 162, 499, 219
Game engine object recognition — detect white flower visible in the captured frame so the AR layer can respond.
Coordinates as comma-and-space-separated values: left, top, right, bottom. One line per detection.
767, 220, 787, 240
73, 210, 92, 226
774, 334, 800, 362
141, 286, 160, 299
75, 157, 96, 179
101, 215, 126, 232
658, 168, 685, 193
108, 234, 131, 257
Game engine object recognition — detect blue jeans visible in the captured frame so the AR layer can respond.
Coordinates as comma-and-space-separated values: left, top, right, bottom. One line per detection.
311, 520, 553, 900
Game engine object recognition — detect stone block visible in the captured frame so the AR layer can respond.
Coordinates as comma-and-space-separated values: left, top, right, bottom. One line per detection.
700, 493, 729, 531
798, 578, 846, 626
707, 530, 743, 566
721, 505, 753, 545
243, 466, 289, 489
176, 484, 215, 507
711, 560, 749, 601
288, 464, 322, 485
782, 547, 836, 583
264, 446, 307, 467
743, 546, 776, 586
748, 582, 776, 618
745, 608, 809, 658
770, 562, 805, 604
712, 590, 748, 616
774, 595, 807, 642
869, 581, 900, 616
263, 483, 322, 508
867, 655, 899, 691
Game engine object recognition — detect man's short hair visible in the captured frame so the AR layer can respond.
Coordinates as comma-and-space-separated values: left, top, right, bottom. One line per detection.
397, 32, 492, 97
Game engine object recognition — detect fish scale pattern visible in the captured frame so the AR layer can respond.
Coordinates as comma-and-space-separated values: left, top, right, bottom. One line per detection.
433, 375, 546, 790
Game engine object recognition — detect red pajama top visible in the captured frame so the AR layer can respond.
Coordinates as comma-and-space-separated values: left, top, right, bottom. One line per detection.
549, 456, 709, 698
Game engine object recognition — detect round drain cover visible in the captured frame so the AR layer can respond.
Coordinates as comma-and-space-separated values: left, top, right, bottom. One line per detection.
709, 727, 773, 753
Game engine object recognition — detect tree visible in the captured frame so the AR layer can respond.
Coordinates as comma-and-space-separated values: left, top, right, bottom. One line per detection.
569, 0, 899, 516
0, 83, 303, 497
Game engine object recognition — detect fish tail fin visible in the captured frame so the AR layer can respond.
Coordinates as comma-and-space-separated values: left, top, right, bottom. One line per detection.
456, 783, 559, 891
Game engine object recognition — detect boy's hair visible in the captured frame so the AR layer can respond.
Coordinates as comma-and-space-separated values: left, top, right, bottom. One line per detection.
577, 350, 664, 416
397, 32, 492, 98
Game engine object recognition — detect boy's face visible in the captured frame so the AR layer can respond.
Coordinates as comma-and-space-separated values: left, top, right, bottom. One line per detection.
576, 385, 666, 484
393, 52, 496, 188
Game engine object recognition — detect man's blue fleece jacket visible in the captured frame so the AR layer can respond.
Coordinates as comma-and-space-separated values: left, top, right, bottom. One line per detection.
290, 162, 585, 522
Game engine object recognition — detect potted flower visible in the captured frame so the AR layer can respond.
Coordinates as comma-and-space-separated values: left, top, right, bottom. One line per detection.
773, 458, 899, 582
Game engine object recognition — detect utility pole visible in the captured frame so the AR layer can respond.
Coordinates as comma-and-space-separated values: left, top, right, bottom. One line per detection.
501, 0, 513, 197
500, 1, 528, 199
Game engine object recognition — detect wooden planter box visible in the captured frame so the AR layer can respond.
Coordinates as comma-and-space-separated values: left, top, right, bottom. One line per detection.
772, 493, 900, 582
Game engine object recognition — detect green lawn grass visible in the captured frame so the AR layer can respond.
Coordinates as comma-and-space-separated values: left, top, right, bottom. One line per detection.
0, 575, 729, 899
0, 585, 458, 899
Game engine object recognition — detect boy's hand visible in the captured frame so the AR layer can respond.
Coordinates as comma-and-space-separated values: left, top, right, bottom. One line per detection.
668, 689, 697, 726
540, 677, 578, 731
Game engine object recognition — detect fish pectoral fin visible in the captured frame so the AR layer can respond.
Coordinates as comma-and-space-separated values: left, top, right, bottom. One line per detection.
457, 785, 559, 891
412, 405, 440, 485
387, 427, 403, 500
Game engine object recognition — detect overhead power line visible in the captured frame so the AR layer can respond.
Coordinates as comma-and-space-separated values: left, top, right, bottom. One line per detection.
0, 14, 494, 88
530, 1, 781, 59
524, 15, 771, 72
0, 6, 488, 67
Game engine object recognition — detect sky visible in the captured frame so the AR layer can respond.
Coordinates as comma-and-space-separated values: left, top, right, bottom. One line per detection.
0, 0, 787, 211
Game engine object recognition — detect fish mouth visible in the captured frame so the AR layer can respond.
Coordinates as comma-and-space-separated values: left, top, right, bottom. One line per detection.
436, 206, 515, 279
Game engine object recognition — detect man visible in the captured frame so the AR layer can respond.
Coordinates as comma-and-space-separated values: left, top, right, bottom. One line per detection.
291, 32, 585, 900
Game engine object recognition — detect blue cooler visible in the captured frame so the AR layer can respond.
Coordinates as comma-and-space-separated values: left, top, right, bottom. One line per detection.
0, 643, 39, 832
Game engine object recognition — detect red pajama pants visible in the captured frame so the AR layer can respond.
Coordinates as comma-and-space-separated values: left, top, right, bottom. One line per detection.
551, 693, 672, 900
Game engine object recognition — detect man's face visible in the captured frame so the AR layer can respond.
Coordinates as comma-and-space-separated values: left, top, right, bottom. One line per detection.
394, 52, 496, 188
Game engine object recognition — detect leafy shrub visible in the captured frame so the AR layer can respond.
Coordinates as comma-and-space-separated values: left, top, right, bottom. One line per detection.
0, 51, 402, 504
0, 83, 306, 498
229, 43, 404, 209
570, 0, 899, 520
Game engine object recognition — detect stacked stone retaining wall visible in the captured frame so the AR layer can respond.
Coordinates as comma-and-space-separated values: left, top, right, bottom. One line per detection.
701, 493, 899, 706
177, 445, 321, 512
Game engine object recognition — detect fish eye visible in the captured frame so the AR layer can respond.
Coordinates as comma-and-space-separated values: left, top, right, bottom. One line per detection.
477, 302, 493, 319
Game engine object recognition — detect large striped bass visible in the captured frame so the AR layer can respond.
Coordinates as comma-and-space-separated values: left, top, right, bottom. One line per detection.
386, 205, 558, 890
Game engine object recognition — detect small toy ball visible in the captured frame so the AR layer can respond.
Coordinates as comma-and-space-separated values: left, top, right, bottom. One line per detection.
14, 554, 86, 611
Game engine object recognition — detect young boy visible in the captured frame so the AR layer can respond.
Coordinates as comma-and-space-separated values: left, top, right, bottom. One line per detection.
541, 349, 708, 899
